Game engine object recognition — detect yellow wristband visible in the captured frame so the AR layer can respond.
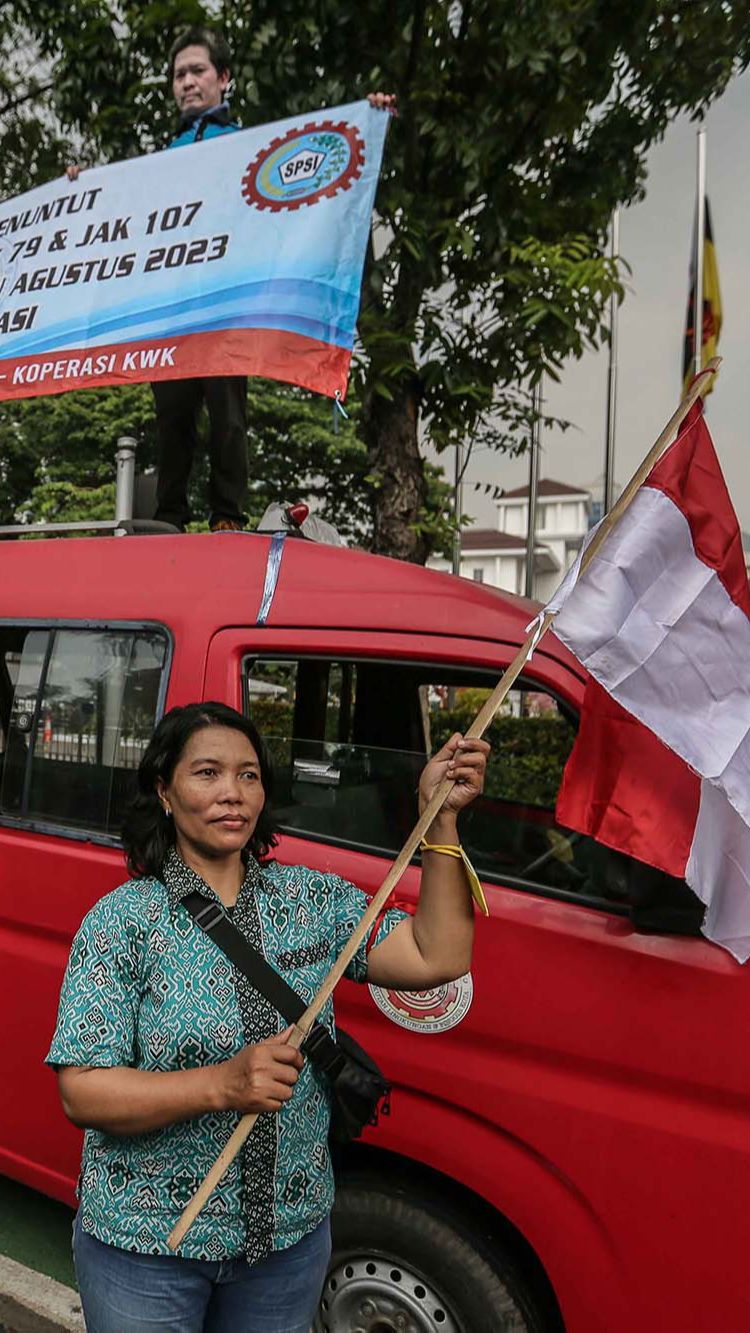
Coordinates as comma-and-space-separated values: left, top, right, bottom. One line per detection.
419, 840, 489, 916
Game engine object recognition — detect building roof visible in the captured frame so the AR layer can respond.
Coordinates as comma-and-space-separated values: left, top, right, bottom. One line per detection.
459, 529, 529, 552
429, 529, 560, 571
499, 478, 590, 500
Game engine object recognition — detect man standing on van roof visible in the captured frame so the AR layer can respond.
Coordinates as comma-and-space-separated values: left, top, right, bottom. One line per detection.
155, 28, 395, 535
68, 26, 247, 533
153, 27, 247, 534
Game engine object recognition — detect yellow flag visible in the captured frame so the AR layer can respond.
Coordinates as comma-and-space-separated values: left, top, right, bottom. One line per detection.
682, 198, 722, 395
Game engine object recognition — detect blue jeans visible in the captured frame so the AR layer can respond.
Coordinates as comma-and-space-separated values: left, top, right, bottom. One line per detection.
73, 1212, 331, 1332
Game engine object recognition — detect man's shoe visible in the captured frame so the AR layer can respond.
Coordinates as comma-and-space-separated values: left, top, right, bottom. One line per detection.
210, 519, 245, 532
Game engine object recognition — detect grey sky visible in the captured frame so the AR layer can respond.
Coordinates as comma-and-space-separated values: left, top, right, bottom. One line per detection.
457, 64, 750, 533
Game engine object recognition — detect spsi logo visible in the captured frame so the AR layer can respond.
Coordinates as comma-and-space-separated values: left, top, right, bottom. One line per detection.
241, 120, 364, 212
280, 149, 326, 186
368, 974, 474, 1035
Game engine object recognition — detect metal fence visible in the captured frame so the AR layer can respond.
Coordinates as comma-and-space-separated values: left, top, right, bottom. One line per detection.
36, 730, 148, 769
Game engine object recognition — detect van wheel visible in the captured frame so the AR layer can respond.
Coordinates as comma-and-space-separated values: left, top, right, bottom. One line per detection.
315, 1177, 545, 1333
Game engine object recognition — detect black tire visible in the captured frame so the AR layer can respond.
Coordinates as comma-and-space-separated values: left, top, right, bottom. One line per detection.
314, 1175, 547, 1333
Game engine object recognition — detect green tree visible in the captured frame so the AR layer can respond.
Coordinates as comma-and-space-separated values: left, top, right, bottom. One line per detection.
242, 380, 372, 540
3, 2, 749, 557
243, 379, 453, 546
0, 8, 72, 198
0, 384, 156, 525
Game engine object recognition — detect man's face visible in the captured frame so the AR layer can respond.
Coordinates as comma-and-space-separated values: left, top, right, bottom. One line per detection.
172, 44, 229, 115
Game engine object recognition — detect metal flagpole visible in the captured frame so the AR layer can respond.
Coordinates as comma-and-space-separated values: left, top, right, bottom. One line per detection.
524, 377, 542, 598
452, 439, 464, 577
693, 126, 706, 379
603, 208, 620, 514
448, 439, 465, 708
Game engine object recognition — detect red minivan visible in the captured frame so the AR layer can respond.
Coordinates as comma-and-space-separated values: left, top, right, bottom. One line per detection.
1, 530, 748, 1333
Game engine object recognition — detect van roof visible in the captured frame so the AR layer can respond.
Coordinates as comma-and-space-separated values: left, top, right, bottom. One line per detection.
0, 531, 583, 673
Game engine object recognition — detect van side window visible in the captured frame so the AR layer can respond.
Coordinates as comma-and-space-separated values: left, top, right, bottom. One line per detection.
244, 656, 585, 887
0, 629, 48, 814
0, 626, 167, 837
244, 655, 701, 927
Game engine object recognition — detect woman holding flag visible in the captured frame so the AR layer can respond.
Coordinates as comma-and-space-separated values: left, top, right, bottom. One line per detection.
46, 700, 488, 1332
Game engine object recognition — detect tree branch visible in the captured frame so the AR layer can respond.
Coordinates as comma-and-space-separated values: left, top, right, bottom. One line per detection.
0, 80, 55, 117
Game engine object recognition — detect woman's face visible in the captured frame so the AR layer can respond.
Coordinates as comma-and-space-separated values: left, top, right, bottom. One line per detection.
157, 725, 265, 861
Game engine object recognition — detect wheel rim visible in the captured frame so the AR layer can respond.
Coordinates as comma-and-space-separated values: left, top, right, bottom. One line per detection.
315, 1251, 461, 1333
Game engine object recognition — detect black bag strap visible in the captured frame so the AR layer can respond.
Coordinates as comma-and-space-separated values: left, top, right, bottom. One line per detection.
182, 890, 346, 1077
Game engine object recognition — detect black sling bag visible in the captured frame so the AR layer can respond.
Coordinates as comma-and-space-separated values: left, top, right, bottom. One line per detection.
182, 891, 391, 1143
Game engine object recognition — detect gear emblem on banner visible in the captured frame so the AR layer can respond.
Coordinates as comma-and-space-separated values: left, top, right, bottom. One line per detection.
241, 120, 365, 212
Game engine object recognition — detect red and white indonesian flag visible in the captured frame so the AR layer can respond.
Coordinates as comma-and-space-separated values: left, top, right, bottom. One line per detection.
542, 403, 750, 962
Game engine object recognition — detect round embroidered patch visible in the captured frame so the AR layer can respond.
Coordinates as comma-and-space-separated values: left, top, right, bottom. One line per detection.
368, 974, 474, 1034
241, 120, 365, 212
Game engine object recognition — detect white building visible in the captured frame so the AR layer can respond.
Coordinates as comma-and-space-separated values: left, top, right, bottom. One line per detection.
428, 478, 592, 600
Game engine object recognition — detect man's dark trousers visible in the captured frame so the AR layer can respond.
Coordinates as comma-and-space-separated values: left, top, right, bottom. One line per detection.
152, 376, 248, 529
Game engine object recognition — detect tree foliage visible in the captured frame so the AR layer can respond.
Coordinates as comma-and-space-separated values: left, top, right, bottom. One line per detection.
0, 8, 71, 198
1, 1, 749, 557
242, 382, 371, 540
0, 384, 156, 525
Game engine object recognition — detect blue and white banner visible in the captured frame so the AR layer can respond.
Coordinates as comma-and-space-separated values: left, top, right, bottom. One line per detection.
0, 101, 388, 400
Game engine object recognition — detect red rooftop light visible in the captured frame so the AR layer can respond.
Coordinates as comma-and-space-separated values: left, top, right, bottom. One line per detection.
287, 503, 310, 528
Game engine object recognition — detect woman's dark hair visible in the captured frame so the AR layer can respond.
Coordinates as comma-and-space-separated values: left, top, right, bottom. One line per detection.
122, 702, 277, 879
168, 26, 232, 81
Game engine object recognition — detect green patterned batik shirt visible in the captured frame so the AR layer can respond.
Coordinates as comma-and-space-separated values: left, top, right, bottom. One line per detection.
47, 849, 406, 1263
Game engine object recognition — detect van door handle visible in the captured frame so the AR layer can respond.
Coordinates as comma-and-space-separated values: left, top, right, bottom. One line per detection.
292, 758, 341, 786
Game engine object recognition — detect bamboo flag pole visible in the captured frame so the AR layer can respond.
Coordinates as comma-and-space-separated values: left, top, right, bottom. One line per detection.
168, 358, 720, 1251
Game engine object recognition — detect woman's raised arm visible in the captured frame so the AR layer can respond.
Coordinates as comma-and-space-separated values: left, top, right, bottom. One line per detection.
366, 734, 489, 989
